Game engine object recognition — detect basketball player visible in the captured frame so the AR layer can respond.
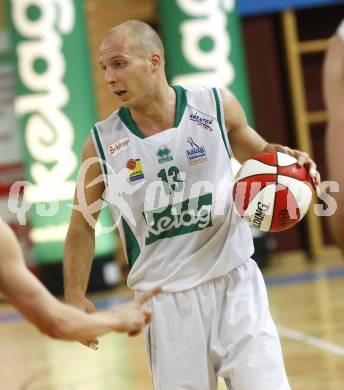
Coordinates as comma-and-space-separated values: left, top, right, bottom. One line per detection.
63, 21, 320, 389
0, 218, 160, 344
323, 19, 344, 251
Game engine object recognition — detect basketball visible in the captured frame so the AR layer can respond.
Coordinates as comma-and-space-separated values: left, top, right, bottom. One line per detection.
232, 151, 314, 232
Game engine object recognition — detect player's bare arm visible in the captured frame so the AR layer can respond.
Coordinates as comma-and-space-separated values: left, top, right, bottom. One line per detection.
63, 135, 106, 347
221, 88, 320, 186
0, 220, 160, 341
63, 135, 105, 306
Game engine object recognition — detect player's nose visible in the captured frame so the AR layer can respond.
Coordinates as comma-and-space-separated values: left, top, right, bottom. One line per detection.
105, 67, 118, 83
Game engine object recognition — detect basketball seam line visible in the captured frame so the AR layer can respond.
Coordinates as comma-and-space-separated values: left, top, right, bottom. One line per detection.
237, 173, 310, 185
251, 159, 296, 168
270, 168, 278, 231
251, 158, 277, 168
237, 173, 277, 181
242, 182, 276, 211
277, 174, 312, 185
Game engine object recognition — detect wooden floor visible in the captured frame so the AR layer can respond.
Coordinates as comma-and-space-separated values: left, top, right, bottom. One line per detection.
1, 249, 344, 390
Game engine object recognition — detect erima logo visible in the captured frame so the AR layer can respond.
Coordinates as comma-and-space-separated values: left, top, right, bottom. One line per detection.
251, 202, 270, 229
108, 137, 130, 157
189, 112, 213, 131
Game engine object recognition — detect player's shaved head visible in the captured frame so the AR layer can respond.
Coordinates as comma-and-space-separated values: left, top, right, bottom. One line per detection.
100, 20, 165, 60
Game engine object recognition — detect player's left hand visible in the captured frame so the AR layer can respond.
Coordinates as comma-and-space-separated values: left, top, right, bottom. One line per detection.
266, 144, 321, 193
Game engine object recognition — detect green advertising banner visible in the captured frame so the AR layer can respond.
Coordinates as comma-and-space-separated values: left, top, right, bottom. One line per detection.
5, 0, 114, 263
157, 0, 254, 125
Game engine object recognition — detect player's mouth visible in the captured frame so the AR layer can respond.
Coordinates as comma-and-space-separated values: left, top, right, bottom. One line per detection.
115, 90, 127, 98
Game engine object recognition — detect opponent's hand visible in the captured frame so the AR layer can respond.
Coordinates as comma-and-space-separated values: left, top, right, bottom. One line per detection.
65, 294, 99, 350
265, 144, 321, 193
110, 287, 162, 336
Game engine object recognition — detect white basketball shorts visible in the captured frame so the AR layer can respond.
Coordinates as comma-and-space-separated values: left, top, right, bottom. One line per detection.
137, 259, 291, 390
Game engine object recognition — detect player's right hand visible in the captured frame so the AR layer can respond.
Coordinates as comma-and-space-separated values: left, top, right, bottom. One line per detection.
65, 294, 99, 350
110, 287, 162, 336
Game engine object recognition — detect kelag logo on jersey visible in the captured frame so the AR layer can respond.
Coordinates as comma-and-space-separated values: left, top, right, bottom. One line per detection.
186, 137, 207, 166
144, 193, 213, 245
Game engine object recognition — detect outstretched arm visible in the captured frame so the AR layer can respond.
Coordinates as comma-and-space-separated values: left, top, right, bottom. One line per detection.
0, 220, 160, 342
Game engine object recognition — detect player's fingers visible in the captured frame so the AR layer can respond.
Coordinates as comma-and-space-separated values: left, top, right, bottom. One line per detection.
81, 340, 99, 350
296, 151, 310, 166
315, 171, 321, 185
309, 167, 319, 180
312, 172, 321, 192
128, 328, 143, 337
307, 167, 321, 193
281, 146, 300, 161
88, 341, 99, 351
85, 299, 97, 313
274, 144, 295, 157
273, 144, 286, 153
137, 287, 162, 304
143, 308, 153, 324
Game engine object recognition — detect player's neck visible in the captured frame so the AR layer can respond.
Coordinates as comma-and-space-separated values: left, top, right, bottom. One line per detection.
130, 83, 176, 136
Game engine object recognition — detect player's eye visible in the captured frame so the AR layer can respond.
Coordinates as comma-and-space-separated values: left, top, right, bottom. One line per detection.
113, 61, 125, 68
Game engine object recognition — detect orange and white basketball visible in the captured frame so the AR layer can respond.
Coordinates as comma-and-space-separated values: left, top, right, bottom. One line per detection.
232, 151, 313, 232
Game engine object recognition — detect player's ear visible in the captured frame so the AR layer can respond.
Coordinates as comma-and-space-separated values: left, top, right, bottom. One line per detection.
150, 53, 161, 70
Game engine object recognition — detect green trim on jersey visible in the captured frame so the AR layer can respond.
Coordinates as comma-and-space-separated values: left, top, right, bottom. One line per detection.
212, 88, 231, 160
121, 217, 141, 270
118, 107, 145, 139
172, 85, 187, 127
118, 85, 187, 138
92, 126, 108, 184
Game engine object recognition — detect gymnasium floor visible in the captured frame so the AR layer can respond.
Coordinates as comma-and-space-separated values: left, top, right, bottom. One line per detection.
1, 249, 344, 390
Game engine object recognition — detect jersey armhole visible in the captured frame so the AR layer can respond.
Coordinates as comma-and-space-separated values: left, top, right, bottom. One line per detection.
212, 87, 233, 160
91, 125, 108, 186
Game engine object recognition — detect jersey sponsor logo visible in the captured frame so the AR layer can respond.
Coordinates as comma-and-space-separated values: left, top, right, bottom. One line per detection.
157, 147, 173, 164
144, 193, 213, 244
189, 111, 213, 131
186, 137, 207, 166
127, 159, 144, 182
108, 137, 130, 157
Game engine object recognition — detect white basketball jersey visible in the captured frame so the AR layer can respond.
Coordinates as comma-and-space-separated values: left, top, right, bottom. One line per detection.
91, 86, 254, 292
338, 19, 344, 42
